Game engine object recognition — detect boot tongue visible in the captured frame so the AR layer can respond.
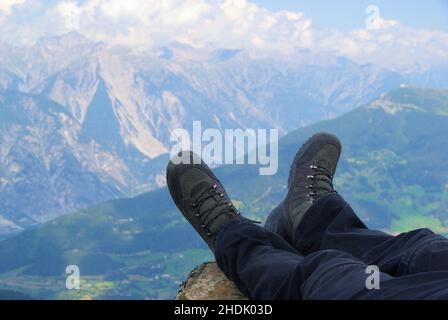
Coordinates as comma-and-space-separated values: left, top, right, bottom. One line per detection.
315, 159, 334, 175
191, 182, 231, 234
191, 182, 221, 215
313, 161, 334, 196
191, 181, 213, 198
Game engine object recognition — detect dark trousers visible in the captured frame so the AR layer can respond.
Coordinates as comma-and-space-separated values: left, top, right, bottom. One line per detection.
215, 193, 448, 299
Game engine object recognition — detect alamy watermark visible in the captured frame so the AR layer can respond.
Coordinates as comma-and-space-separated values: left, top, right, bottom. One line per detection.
64, 8, 81, 31
65, 265, 80, 290
365, 265, 380, 290
365, 5, 382, 30
170, 121, 278, 176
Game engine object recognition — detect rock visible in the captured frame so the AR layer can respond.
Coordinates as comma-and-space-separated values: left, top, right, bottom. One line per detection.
176, 262, 248, 300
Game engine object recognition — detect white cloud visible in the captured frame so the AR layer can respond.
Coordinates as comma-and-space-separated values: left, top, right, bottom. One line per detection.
48, 0, 313, 54
314, 21, 448, 71
370, 17, 399, 30
0, 0, 447, 71
0, 0, 26, 15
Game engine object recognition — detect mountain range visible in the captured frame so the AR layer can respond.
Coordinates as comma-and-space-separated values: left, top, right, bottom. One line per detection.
0, 87, 446, 299
2, 32, 448, 238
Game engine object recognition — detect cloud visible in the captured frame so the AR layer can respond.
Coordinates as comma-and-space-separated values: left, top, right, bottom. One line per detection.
369, 16, 399, 30
0, 0, 26, 15
0, 0, 447, 71
48, 0, 313, 54
314, 20, 448, 71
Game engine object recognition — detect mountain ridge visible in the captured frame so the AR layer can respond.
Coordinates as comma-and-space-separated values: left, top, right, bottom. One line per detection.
1, 33, 418, 236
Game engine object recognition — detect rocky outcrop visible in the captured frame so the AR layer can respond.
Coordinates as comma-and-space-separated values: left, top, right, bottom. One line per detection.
176, 262, 247, 300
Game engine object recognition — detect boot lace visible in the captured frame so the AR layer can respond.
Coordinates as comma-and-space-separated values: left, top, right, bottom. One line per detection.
306, 164, 334, 203
190, 184, 239, 238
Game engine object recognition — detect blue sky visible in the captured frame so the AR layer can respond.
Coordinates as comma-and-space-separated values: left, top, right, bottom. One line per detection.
253, 0, 448, 30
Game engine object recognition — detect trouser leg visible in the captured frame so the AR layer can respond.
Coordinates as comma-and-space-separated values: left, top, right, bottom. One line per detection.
216, 219, 304, 299
293, 193, 448, 275
216, 219, 448, 300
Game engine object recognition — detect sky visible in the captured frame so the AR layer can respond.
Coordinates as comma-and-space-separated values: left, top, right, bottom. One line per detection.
253, 0, 448, 31
0, 0, 447, 71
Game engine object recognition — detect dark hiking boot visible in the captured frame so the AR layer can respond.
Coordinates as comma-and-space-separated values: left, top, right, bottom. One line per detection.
166, 151, 249, 253
265, 133, 341, 243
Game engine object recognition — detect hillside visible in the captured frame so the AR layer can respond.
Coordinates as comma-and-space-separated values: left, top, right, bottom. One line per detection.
0, 87, 447, 299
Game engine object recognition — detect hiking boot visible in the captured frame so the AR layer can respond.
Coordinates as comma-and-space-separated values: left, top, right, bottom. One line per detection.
265, 133, 342, 243
166, 151, 246, 252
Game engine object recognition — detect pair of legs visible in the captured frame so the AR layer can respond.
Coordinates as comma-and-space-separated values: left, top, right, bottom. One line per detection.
215, 193, 448, 299
167, 133, 448, 300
